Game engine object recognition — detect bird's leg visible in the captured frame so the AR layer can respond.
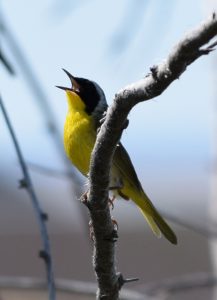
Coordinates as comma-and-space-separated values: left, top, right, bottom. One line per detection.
108, 189, 119, 231
108, 186, 122, 210
108, 195, 116, 210
108, 180, 125, 209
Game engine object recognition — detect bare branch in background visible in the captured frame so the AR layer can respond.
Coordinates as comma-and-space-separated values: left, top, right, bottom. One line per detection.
0, 95, 56, 300
141, 272, 217, 297
162, 211, 217, 239
27, 161, 72, 179
0, 276, 159, 300
50, 0, 88, 20
87, 14, 217, 299
109, 0, 175, 59
0, 48, 15, 75
109, 0, 148, 55
0, 10, 91, 237
0, 12, 15, 75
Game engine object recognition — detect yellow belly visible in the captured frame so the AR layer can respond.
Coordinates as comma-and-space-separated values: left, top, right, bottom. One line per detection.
64, 111, 96, 176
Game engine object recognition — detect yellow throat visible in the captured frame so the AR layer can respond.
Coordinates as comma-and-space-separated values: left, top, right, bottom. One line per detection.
64, 91, 96, 176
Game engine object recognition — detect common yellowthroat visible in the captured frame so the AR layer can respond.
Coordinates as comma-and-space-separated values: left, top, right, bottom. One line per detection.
57, 69, 177, 245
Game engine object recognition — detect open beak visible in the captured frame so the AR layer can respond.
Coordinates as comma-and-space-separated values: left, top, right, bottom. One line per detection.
56, 68, 80, 93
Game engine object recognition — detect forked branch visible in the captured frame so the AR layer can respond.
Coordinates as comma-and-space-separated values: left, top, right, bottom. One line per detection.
87, 13, 217, 300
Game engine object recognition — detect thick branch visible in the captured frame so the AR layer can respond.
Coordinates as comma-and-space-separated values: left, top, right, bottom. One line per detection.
88, 14, 217, 300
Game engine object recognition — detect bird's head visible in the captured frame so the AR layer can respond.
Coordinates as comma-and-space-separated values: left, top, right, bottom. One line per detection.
56, 69, 107, 115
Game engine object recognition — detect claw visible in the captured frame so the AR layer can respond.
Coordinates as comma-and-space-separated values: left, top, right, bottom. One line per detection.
80, 190, 89, 205
111, 217, 118, 231
108, 195, 116, 210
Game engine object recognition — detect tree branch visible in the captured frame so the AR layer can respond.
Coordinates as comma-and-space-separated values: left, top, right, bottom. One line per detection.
0, 48, 15, 75
0, 95, 56, 300
142, 272, 217, 296
162, 211, 217, 239
87, 13, 217, 300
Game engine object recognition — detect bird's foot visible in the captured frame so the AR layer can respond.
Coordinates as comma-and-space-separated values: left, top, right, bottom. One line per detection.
108, 195, 116, 210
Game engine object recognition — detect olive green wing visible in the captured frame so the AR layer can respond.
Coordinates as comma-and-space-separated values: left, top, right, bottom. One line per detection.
113, 143, 177, 244
93, 106, 142, 192
113, 142, 143, 192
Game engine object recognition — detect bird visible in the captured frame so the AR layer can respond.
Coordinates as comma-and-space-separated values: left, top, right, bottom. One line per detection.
57, 69, 177, 245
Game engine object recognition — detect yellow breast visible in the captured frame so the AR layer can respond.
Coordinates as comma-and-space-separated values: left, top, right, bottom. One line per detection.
64, 96, 96, 177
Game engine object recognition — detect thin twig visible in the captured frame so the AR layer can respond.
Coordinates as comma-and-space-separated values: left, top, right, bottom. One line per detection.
0, 95, 56, 300
0, 48, 15, 75
27, 161, 72, 179
88, 13, 217, 299
0, 12, 15, 75
109, 0, 148, 55
141, 272, 217, 296
162, 211, 217, 239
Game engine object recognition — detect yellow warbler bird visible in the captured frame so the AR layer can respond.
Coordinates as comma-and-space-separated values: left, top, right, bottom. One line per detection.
57, 69, 177, 245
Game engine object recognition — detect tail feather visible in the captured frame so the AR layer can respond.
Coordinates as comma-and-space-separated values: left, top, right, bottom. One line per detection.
140, 209, 161, 238
136, 193, 177, 245
153, 210, 177, 244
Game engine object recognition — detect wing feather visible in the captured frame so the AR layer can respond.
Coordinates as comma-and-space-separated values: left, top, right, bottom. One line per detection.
113, 143, 143, 191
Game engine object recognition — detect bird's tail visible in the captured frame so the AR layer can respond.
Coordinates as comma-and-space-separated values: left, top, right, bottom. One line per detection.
135, 191, 177, 245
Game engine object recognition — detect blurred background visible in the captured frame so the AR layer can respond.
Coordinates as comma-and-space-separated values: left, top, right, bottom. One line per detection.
1, 0, 217, 299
